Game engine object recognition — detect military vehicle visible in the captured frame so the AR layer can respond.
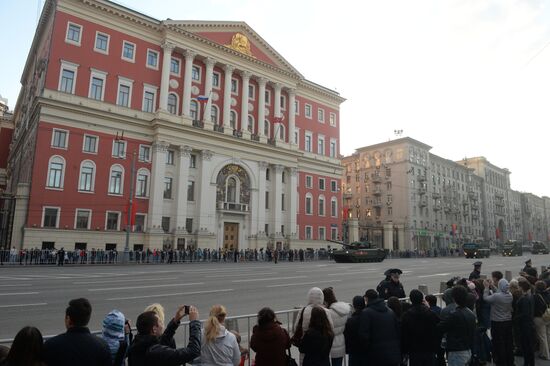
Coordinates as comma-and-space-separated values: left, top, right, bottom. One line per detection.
502, 240, 523, 257
532, 241, 549, 255
328, 240, 387, 263
463, 242, 490, 259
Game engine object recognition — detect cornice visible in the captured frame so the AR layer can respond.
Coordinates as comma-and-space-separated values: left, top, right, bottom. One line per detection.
79, 0, 161, 29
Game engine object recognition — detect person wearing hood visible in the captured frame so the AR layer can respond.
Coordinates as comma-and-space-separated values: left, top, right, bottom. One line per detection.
322, 287, 351, 366
250, 307, 290, 366
127, 305, 200, 366
359, 289, 400, 366
344, 296, 366, 366
196, 305, 240, 366
101, 310, 131, 366
483, 278, 514, 366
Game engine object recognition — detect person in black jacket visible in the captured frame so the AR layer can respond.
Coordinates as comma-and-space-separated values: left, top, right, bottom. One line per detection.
344, 296, 366, 366
359, 289, 401, 366
401, 290, 440, 366
437, 286, 476, 366
534, 281, 550, 360
127, 305, 201, 366
517, 281, 535, 366
43, 298, 112, 366
298, 306, 334, 366
378, 269, 406, 300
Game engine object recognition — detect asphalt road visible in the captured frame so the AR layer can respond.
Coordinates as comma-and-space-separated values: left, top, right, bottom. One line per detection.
1, 254, 550, 354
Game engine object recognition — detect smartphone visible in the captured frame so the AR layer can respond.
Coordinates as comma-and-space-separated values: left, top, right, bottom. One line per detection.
184, 305, 190, 315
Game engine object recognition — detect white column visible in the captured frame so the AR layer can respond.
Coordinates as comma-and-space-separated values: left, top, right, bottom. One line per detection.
274, 83, 282, 141
240, 71, 251, 137
175, 145, 191, 233
273, 165, 284, 237
222, 65, 234, 133
182, 50, 195, 117
203, 57, 215, 126
197, 150, 215, 233
288, 168, 298, 239
258, 162, 268, 236
159, 42, 175, 111
257, 77, 267, 142
288, 89, 296, 147
148, 141, 168, 232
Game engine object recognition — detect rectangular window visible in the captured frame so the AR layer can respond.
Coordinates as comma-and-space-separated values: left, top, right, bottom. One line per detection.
122, 41, 135, 62
83, 135, 97, 153
319, 227, 326, 240
281, 225, 285, 236
161, 217, 170, 233
112, 140, 126, 158
138, 145, 151, 162
331, 180, 338, 192
306, 175, 313, 188
79, 166, 94, 191
90, 76, 104, 100
318, 108, 325, 122
187, 181, 195, 201
164, 177, 173, 199
305, 104, 312, 119
305, 133, 312, 152
52, 129, 68, 148
66, 23, 82, 45
185, 218, 193, 233
282, 193, 285, 211
265, 224, 269, 235
330, 140, 337, 158
43, 207, 59, 228
143, 90, 155, 113
294, 100, 299, 115
331, 227, 338, 241
170, 58, 180, 74
166, 150, 174, 165
136, 172, 148, 197
106, 212, 119, 230
117, 78, 133, 108
75, 209, 90, 229
319, 178, 325, 190
305, 196, 312, 215
109, 169, 123, 194
280, 95, 286, 110
94, 32, 109, 53
60, 69, 75, 94
265, 90, 271, 105
265, 191, 270, 209
231, 79, 238, 94
294, 129, 299, 145
305, 226, 312, 240
134, 214, 146, 232
190, 154, 197, 168
192, 65, 200, 81
212, 72, 220, 88
318, 136, 325, 155
330, 113, 336, 127
331, 199, 337, 217
147, 49, 159, 69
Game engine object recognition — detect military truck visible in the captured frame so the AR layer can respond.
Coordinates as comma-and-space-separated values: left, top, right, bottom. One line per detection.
329, 240, 387, 263
463, 242, 491, 259
502, 240, 523, 257
532, 241, 549, 255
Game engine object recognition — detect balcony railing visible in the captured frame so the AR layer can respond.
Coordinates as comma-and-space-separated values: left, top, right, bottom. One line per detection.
213, 124, 224, 133
232, 129, 243, 138
432, 191, 441, 199
372, 200, 382, 207
371, 174, 382, 183
418, 187, 427, 195
251, 134, 260, 142
192, 120, 204, 128
217, 201, 249, 212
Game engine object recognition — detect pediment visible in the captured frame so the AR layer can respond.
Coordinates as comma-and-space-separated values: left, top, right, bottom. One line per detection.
164, 21, 303, 78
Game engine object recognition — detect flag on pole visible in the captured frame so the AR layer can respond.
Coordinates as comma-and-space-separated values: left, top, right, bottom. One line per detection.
273, 114, 285, 123
197, 95, 209, 103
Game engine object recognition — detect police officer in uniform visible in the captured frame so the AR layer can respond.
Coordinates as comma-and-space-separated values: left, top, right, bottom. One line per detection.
378, 268, 405, 300
523, 259, 533, 273
469, 261, 482, 280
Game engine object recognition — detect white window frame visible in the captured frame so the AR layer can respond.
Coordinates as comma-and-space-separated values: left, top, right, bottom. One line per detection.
136, 168, 151, 198
231, 78, 239, 95
305, 131, 313, 152
305, 225, 313, 240
65, 22, 82, 46
116, 76, 134, 108
112, 140, 127, 159
248, 83, 256, 100
265, 89, 271, 106
74, 208, 92, 230
331, 197, 338, 217
331, 227, 338, 241
105, 211, 121, 231
318, 134, 325, 156
294, 127, 300, 145
51, 128, 69, 149
280, 94, 287, 110
121, 40, 136, 63
319, 226, 326, 240
330, 138, 337, 158
305, 103, 312, 119
294, 100, 300, 116
58, 60, 79, 94
78, 160, 96, 193
305, 175, 313, 189
331, 180, 338, 192
264, 120, 271, 138
305, 193, 313, 215
93, 31, 110, 55
46, 155, 66, 190
247, 114, 254, 133
42, 206, 61, 228
82, 134, 98, 154
134, 213, 147, 232
88, 68, 108, 101
146, 48, 160, 70
192, 65, 201, 83
318, 108, 325, 123
319, 195, 326, 216
319, 178, 326, 191
329, 112, 337, 127
170, 57, 182, 76
167, 93, 179, 115
108, 164, 125, 195
230, 110, 238, 129
138, 144, 151, 162
211, 105, 220, 124
142, 83, 158, 113
212, 71, 221, 89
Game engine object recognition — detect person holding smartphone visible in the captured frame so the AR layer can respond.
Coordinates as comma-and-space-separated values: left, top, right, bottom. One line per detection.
128, 304, 200, 366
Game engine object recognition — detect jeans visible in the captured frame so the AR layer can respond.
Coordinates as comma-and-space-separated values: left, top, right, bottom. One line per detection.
447, 350, 471, 366
331, 357, 343, 366
492, 320, 514, 366
534, 316, 550, 359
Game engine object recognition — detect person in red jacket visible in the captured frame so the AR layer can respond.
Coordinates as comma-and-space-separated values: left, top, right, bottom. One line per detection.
250, 307, 291, 366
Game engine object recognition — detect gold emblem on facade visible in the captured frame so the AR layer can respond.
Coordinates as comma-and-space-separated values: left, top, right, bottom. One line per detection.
225, 33, 255, 58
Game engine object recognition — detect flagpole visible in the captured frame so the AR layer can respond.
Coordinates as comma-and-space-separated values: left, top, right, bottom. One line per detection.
123, 150, 136, 264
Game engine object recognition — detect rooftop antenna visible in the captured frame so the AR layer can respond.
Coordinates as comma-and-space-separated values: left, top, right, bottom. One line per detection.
394, 129, 403, 139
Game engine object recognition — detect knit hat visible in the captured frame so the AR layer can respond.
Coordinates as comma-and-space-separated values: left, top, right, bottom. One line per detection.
307, 287, 324, 305
352, 295, 366, 310
102, 310, 125, 341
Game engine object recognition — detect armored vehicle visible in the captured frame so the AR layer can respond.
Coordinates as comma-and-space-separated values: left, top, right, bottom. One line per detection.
329, 240, 387, 263
502, 240, 523, 257
532, 241, 549, 255
463, 242, 491, 259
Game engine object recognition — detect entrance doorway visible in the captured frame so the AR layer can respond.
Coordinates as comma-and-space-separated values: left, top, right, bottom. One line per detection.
224, 223, 239, 250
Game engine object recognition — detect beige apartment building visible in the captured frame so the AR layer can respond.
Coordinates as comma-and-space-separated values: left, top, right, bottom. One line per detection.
343, 137, 549, 250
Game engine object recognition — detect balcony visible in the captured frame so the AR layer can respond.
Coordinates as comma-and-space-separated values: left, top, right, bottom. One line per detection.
434, 203, 442, 211
419, 199, 428, 207
267, 138, 276, 146
444, 204, 452, 213
418, 174, 427, 182
463, 211, 469, 217
192, 120, 204, 129
419, 187, 427, 195
372, 199, 382, 207
213, 124, 224, 133
217, 201, 249, 212
472, 213, 479, 220
250, 134, 260, 142
371, 174, 382, 183
373, 188, 382, 196
432, 191, 441, 199
495, 191, 504, 199
233, 129, 243, 138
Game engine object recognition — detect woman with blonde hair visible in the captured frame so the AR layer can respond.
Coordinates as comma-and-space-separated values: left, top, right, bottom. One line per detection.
196, 305, 240, 366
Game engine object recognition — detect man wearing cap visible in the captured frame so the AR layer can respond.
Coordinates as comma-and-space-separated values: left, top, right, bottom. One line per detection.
378, 269, 406, 300
523, 259, 533, 273
469, 262, 482, 281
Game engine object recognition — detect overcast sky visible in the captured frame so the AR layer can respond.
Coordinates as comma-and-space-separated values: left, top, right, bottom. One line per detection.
2, 0, 550, 196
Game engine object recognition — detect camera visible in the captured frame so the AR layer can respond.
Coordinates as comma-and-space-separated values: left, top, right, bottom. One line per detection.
184, 305, 190, 315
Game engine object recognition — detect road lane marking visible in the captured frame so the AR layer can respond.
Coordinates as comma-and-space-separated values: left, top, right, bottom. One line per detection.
206, 272, 276, 278
0, 292, 39, 296
328, 270, 378, 276
0, 302, 47, 308
267, 280, 342, 288
0, 284, 32, 287
107, 288, 234, 301
418, 273, 451, 278
0, 276, 32, 281
232, 276, 306, 283
75, 277, 178, 285
88, 282, 203, 292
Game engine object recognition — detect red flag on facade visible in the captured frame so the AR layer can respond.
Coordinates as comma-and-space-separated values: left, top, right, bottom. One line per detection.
528, 232, 533, 241
451, 224, 457, 235
126, 202, 137, 226
496, 228, 500, 239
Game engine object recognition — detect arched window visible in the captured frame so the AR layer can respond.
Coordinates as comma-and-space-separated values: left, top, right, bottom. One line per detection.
319, 195, 325, 216
47, 156, 65, 189
190, 100, 199, 120
331, 197, 338, 217
136, 168, 150, 197
278, 124, 286, 141
211, 105, 219, 124
247, 115, 254, 133
264, 120, 270, 138
227, 177, 237, 203
305, 193, 313, 215
230, 110, 237, 129
78, 160, 96, 192
108, 164, 124, 195
167, 93, 178, 114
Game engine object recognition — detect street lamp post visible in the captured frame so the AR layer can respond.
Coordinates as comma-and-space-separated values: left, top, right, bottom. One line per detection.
123, 151, 137, 264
